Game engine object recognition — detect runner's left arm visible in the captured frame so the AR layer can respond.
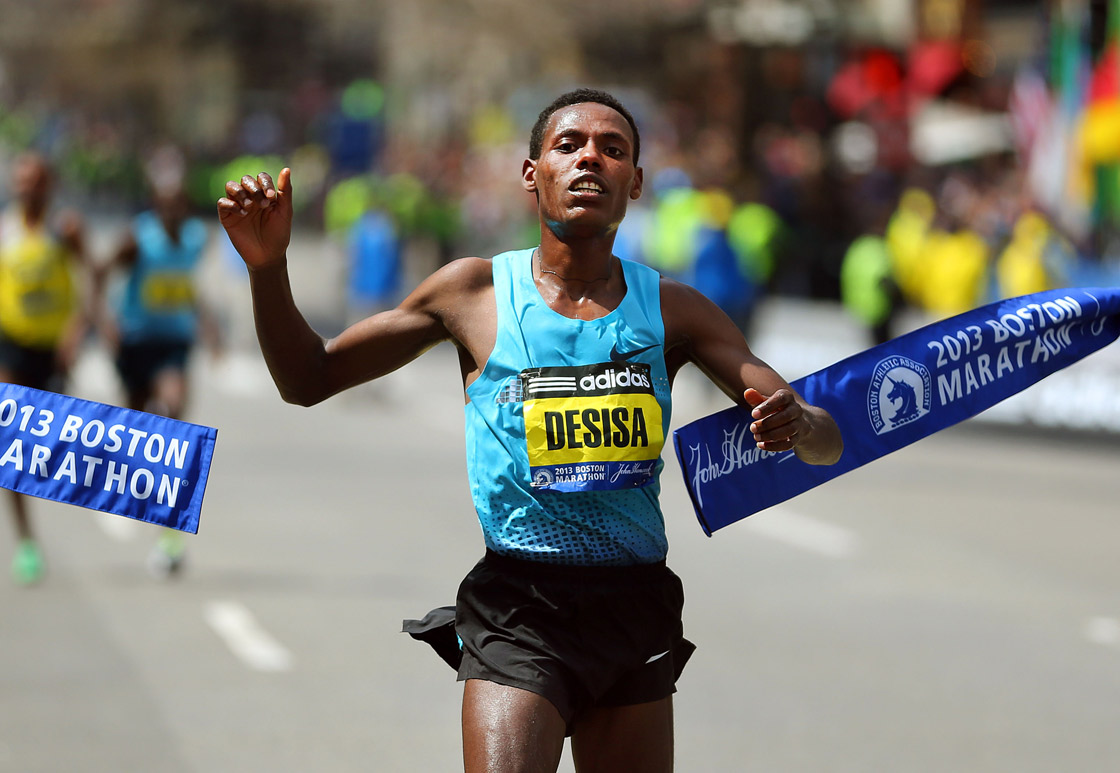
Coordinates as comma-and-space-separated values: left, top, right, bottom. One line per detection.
662, 279, 842, 465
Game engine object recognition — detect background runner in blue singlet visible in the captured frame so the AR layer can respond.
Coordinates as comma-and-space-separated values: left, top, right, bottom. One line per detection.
94, 149, 220, 577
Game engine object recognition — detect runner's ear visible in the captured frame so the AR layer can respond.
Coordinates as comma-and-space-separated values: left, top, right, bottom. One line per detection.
629, 167, 643, 201
522, 159, 538, 194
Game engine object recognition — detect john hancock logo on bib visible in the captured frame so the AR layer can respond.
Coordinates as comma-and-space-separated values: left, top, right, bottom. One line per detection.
521, 362, 664, 492
868, 355, 931, 435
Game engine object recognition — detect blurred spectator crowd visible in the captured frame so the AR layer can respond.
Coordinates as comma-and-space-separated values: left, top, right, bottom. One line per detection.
2, 0, 1119, 343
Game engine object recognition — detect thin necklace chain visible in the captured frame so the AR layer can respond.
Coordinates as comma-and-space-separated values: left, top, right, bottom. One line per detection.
535, 249, 613, 283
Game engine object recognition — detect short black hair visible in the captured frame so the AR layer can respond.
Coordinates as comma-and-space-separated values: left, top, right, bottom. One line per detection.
528, 88, 640, 165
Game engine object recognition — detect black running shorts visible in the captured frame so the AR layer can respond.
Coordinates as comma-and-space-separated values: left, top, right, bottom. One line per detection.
405, 550, 695, 726
115, 339, 191, 394
0, 335, 61, 391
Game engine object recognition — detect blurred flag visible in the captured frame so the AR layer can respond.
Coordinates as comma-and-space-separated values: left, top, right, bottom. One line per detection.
1027, 0, 1092, 240
1009, 66, 1052, 159
1080, 0, 1120, 227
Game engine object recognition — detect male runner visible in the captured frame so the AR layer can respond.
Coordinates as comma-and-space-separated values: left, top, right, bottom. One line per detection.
94, 172, 216, 577
218, 89, 842, 772
0, 152, 88, 586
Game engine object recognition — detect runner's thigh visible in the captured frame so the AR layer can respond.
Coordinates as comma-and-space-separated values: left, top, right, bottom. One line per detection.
570, 697, 674, 773
462, 679, 567, 773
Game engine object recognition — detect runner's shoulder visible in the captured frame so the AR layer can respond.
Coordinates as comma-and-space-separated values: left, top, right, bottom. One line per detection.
409, 256, 493, 314
658, 273, 702, 304
430, 256, 494, 292
658, 275, 720, 335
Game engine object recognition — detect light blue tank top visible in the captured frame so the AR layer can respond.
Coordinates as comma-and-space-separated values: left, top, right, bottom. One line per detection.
464, 248, 672, 566
117, 211, 207, 343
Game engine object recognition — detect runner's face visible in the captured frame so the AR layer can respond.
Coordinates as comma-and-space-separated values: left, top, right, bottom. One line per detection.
524, 103, 642, 239
154, 188, 189, 231
13, 157, 51, 209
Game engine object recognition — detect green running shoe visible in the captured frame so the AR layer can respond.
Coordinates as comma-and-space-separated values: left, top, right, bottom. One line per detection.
11, 540, 45, 586
147, 532, 186, 579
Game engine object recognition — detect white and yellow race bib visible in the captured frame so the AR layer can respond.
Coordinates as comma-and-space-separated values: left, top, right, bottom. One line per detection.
521, 362, 664, 492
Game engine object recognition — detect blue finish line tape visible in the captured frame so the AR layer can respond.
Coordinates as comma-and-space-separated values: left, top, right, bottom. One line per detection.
0, 383, 217, 533
674, 288, 1120, 536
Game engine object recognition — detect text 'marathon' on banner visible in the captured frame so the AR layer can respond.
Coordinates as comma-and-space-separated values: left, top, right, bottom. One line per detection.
674, 288, 1120, 536
0, 383, 217, 533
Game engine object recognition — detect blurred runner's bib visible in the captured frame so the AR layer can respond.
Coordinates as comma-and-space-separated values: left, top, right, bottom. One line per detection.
140, 272, 195, 311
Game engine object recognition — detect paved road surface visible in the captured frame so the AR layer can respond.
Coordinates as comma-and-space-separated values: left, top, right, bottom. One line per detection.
2, 229, 1118, 771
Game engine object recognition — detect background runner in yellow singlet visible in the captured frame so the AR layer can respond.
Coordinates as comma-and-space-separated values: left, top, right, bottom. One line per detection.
0, 152, 90, 586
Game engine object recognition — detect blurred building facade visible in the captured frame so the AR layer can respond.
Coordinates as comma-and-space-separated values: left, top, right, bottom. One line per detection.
0, 0, 1047, 163
1, 0, 1116, 303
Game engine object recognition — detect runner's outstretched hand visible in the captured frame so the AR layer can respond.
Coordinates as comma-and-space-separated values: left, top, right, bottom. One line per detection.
217, 168, 293, 270
743, 386, 805, 452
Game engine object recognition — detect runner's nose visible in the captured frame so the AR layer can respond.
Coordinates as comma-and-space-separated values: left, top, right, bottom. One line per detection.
576, 143, 604, 170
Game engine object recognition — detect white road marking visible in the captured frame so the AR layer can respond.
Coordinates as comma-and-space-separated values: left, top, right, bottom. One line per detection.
204, 600, 294, 672
1085, 616, 1120, 647
741, 509, 859, 559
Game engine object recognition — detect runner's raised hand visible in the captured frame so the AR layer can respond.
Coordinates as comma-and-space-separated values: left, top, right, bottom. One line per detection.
217, 168, 293, 270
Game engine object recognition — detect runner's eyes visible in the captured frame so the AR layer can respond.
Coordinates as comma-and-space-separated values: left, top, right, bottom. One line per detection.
555, 142, 625, 158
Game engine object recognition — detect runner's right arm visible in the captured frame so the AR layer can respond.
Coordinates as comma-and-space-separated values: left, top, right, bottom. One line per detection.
217, 169, 475, 406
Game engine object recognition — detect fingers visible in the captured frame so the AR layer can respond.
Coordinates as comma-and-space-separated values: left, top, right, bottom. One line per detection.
751, 423, 800, 452
256, 172, 277, 206
218, 170, 288, 216
274, 168, 294, 219
744, 387, 794, 420
743, 387, 767, 408
220, 179, 253, 216
216, 196, 243, 220
750, 413, 800, 446
744, 388, 804, 451
240, 174, 271, 210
